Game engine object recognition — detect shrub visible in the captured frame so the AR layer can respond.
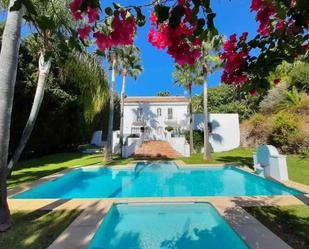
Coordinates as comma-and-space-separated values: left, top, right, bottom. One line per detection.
192, 84, 261, 121
185, 130, 204, 152
165, 126, 174, 132
259, 83, 288, 113
268, 112, 307, 154
290, 62, 309, 93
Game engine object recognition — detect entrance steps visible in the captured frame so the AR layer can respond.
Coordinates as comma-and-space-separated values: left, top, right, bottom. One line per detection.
134, 140, 181, 158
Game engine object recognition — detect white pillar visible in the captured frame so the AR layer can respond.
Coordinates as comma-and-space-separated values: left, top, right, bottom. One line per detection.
269, 155, 289, 181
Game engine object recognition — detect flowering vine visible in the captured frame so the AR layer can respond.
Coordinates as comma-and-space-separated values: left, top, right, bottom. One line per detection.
220, 0, 309, 93
148, 2, 202, 65
68, 0, 309, 92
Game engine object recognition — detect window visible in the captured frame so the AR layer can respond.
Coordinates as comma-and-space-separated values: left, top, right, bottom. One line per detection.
157, 108, 162, 116
136, 108, 142, 120
168, 108, 173, 119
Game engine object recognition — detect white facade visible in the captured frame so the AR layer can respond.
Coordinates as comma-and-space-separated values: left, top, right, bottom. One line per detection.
120, 96, 240, 156
123, 96, 190, 140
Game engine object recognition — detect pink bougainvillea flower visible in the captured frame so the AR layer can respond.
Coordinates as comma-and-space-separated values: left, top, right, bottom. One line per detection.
77, 26, 92, 39
178, 0, 186, 6
239, 32, 248, 42
93, 32, 112, 51
69, 0, 82, 13
150, 12, 157, 24
249, 89, 257, 96
87, 7, 99, 23
72, 11, 83, 21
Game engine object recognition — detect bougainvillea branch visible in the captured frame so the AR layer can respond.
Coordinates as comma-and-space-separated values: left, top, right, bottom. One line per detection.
69, 0, 308, 92
221, 0, 309, 93
69, 0, 217, 64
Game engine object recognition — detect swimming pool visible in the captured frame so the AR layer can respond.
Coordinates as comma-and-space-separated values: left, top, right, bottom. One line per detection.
13, 161, 301, 199
89, 202, 249, 249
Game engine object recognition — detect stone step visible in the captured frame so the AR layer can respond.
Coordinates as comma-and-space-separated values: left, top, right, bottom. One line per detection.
134, 140, 181, 158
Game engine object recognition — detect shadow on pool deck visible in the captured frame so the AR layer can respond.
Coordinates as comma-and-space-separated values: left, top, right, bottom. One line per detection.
243, 204, 309, 249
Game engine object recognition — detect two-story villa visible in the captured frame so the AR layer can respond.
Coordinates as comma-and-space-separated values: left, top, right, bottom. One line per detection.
123, 96, 190, 140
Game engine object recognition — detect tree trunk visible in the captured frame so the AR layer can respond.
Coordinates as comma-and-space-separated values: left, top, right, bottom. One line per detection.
8, 52, 51, 172
105, 57, 116, 161
203, 67, 212, 160
119, 69, 127, 157
188, 83, 194, 155
0, 1, 25, 231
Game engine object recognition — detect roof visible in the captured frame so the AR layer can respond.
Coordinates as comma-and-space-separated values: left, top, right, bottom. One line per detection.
124, 96, 190, 103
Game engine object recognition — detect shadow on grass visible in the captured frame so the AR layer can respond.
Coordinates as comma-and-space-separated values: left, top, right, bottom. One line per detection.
14, 153, 102, 170
8, 167, 68, 188
0, 209, 81, 249
244, 205, 309, 249
214, 155, 253, 168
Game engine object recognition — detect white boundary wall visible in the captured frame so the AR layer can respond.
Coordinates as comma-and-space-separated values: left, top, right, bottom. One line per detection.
193, 113, 240, 152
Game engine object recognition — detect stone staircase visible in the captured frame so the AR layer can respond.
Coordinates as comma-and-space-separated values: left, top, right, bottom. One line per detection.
134, 140, 181, 158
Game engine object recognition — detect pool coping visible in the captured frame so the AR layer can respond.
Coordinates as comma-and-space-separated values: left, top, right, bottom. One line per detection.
46, 200, 293, 249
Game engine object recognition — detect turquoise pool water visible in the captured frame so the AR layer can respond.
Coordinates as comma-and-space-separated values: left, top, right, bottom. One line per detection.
89, 202, 249, 249
13, 162, 301, 199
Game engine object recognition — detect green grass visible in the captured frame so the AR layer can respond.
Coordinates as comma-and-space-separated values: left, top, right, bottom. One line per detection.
180, 147, 309, 186
9, 153, 104, 188
9, 153, 135, 188
0, 209, 81, 249
287, 155, 309, 186
179, 147, 255, 166
245, 205, 309, 249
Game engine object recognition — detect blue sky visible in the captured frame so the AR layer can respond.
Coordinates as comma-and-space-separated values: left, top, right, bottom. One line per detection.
115, 0, 258, 96
1, 1, 258, 96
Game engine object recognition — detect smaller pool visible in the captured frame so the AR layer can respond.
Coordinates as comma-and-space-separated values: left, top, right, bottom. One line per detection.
89, 202, 249, 249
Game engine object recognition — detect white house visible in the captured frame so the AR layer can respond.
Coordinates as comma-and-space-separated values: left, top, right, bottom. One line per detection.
91, 96, 240, 157
123, 96, 190, 140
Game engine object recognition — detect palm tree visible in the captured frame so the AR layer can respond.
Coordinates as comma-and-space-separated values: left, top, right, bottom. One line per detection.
118, 46, 143, 155
173, 64, 203, 154
0, 0, 25, 231
105, 48, 121, 161
199, 36, 223, 160
7, 0, 74, 172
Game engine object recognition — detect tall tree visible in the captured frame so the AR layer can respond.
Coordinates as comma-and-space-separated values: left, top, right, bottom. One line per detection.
7, 0, 74, 171
118, 46, 143, 156
105, 48, 120, 161
0, 0, 25, 231
173, 64, 203, 154
200, 37, 222, 160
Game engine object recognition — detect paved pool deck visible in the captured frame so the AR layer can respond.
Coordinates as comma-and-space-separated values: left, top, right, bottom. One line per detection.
7, 160, 309, 249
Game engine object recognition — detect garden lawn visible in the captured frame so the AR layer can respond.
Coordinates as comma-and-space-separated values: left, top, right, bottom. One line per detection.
179, 147, 309, 186
8, 153, 134, 188
245, 205, 309, 249
0, 209, 81, 249
179, 147, 254, 166
8, 153, 104, 188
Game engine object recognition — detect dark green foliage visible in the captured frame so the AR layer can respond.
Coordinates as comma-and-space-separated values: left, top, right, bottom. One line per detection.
185, 130, 204, 152
165, 126, 174, 132
9, 40, 114, 159
193, 84, 261, 121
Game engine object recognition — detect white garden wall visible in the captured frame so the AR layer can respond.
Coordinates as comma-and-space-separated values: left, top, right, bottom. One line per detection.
193, 113, 240, 152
